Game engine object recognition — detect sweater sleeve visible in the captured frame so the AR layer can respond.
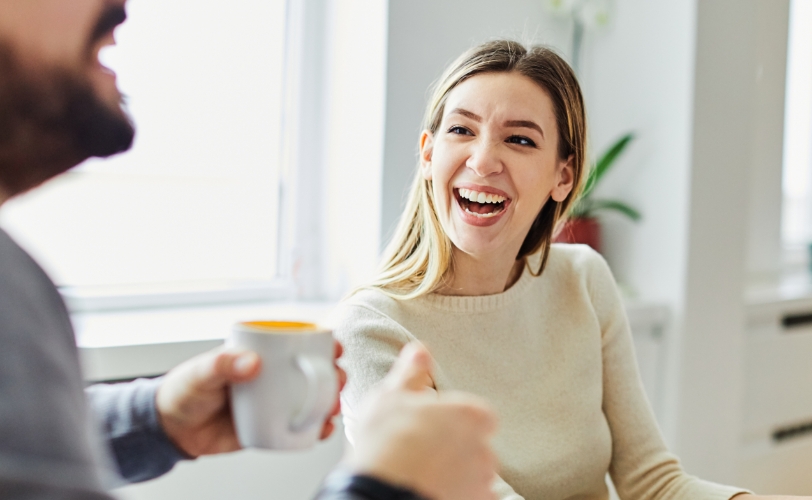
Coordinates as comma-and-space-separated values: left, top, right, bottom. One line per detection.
330, 295, 526, 500
85, 377, 186, 483
585, 252, 749, 500
330, 299, 415, 446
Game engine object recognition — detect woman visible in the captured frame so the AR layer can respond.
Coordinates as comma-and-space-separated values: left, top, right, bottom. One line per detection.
330, 40, 778, 500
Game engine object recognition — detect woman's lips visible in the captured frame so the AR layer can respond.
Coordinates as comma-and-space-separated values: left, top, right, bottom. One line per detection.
453, 188, 511, 227
454, 183, 510, 199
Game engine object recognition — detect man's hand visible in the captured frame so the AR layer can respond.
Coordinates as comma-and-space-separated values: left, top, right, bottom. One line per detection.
155, 341, 346, 457
348, 343, 499, 500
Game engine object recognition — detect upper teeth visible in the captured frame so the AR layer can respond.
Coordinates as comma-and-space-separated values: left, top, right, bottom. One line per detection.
458, 188, 506, 204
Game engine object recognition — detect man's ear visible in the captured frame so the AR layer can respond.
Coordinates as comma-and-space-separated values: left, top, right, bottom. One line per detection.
551, 154, 575, 202
419, 131, 434, 181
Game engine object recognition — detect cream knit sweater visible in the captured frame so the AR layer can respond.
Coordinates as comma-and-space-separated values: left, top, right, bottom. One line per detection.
330, 245, 748, 500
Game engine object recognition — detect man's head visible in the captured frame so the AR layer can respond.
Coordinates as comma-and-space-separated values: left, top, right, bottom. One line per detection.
0, 0, 133, 199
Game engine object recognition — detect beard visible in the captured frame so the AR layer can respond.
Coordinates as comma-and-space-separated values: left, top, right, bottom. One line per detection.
0, 42, 135, 197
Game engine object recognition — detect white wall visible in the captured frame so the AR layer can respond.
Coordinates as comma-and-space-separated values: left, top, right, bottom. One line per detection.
583, 0, 697, 308
676, 0, 759, 481
746, 1, 789, 279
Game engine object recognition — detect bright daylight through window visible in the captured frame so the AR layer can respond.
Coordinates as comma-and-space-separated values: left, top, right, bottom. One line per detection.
0, 1, 287, 294
783, 0, 812, 254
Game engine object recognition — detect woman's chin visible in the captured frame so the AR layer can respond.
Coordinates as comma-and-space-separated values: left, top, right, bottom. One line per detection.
450, 231, 509, 259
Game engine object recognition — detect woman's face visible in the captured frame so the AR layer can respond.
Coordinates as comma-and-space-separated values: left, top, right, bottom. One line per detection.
420, 71, 574, 262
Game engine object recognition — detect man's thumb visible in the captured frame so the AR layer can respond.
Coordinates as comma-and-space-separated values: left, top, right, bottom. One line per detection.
384, 342, 434, 392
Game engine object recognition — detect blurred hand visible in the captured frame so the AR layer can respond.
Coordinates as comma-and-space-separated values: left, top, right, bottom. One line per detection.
155, 341, 346, 457
349, 343, 498, 500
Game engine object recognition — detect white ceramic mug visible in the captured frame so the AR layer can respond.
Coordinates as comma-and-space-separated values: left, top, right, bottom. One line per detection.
228, 321, 337, 450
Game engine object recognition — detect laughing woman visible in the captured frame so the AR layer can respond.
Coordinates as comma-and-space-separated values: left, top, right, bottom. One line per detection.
331, 40, 776, 500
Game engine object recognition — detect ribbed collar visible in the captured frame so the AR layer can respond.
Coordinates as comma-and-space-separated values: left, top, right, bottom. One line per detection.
418, 255, 541, 313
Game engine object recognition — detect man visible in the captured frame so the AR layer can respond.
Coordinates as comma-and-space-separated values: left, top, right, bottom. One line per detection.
0, 1, 498, 499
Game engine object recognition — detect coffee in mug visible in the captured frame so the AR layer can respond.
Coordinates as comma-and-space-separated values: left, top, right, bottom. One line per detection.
229, 321, 337, 450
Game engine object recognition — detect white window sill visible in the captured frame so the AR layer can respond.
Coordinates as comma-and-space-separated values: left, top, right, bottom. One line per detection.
75, 300, 336, 382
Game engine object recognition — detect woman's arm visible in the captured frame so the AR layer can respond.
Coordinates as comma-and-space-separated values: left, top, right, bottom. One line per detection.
329, 301, 415, 445
584, 250, 751, 500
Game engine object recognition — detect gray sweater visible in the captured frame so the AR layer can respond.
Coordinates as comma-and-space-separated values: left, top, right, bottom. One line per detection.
0, 228, 183, 498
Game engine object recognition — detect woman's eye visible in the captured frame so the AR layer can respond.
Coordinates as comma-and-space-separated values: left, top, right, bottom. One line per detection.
448, 126, 472, 136
507, 135, 537, 147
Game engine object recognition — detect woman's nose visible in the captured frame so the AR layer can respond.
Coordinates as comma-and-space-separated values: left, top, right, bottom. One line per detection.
465, 140, 503, 177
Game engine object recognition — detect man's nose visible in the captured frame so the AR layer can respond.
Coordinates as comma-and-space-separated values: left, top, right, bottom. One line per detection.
465, 139, 503, 177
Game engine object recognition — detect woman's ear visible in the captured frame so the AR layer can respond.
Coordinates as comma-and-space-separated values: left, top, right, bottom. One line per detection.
551, 154, 575, 202
419, 131, 434, 181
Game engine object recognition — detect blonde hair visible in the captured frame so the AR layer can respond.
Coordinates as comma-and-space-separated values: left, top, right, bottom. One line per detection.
369, 40, 588, 299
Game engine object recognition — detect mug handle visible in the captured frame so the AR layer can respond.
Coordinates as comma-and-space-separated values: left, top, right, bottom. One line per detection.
290, 355, 338, 432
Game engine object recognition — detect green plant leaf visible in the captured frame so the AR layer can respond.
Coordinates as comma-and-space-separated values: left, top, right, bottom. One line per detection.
581, 132, 635, 200
589, 199, 642, 221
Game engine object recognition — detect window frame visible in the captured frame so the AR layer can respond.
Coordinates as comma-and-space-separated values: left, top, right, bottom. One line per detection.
54, 0, 326, 312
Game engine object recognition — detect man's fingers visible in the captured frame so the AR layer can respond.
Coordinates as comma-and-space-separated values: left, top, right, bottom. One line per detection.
320, 419, 335, 440
384, 342, 434, 392
189, 348, 262, 391
231, 351, 262, 379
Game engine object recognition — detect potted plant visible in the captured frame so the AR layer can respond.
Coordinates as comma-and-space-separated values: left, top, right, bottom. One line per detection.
555, 133, 641, 252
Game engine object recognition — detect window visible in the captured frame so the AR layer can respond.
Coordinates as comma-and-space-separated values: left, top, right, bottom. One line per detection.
0, 1, 288, 299
782, 0, 812, 251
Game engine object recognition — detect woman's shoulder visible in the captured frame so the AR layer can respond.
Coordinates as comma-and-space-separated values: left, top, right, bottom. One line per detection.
337, 287, 403, 318
546, 243, 617, 294
548, 243, 610, 275
327, 288, 414, 341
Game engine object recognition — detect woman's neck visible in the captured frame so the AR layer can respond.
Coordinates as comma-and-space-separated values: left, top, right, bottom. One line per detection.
437, 249, 525, 296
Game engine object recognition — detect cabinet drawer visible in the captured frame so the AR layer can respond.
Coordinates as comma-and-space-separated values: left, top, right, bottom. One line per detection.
743, 326, 812, 439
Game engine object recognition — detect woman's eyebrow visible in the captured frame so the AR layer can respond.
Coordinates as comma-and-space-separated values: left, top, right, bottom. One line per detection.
448, 108, 481, 121
504, 120, 544, 138
448, 108, 544, 138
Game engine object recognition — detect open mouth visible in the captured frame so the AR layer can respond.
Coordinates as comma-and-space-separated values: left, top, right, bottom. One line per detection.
90, 36, 116, 76
455, 188, 509, 219
88, 4, 126, 75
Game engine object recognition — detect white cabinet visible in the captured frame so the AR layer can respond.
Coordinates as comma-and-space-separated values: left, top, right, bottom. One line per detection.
738, 288, 812, 493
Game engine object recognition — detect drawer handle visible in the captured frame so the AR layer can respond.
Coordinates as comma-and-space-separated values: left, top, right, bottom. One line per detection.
781, 312, 812, 329
773, 419, 812, 442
